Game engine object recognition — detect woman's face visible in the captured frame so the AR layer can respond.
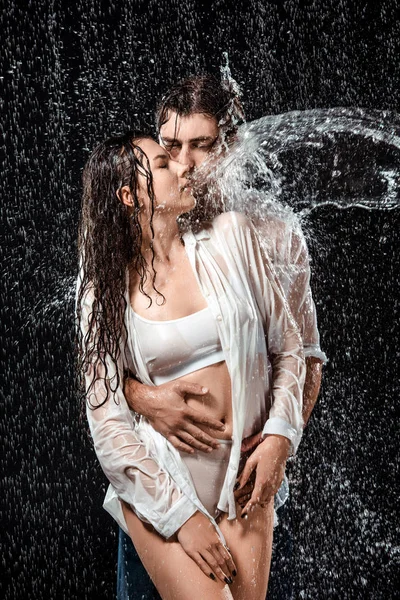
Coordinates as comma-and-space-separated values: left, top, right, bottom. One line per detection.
136, 138, 195, 217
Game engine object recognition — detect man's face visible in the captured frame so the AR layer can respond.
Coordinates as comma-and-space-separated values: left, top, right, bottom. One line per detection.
159, 112, 220, 170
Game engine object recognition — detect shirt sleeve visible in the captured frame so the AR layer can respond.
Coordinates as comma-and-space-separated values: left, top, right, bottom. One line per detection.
232, 213, 306, 454
77, 280, 197, 538
254, 216, 327, 363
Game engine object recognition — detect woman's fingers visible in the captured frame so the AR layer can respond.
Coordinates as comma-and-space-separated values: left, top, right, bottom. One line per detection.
237, 492, 252, 507
213, 544, 237, 579
240, 431, 262, 453
201, 549, 232, 585
176, 512, 237, 585
234, 473, 255, 501
190, 551, 220, 583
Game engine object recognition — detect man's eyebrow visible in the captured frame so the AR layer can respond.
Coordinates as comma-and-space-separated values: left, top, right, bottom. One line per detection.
161, 136, 216, 143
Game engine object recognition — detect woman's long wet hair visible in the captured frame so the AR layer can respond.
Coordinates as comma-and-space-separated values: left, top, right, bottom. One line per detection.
76, 132, 159, 410
156, 74, 245, 143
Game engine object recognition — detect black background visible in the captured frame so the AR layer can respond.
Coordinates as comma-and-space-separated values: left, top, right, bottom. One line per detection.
1, 1, 399, 598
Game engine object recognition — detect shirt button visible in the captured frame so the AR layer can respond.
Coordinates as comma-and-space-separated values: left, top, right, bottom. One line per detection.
224, 346, 230, 352
217, 315, 222, 321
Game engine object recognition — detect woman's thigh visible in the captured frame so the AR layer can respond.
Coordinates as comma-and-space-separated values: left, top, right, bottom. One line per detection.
218, 499, 275, 600
121, 502, 233, 600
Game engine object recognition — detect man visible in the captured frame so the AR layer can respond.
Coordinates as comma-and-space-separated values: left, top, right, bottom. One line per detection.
117, 75, 326, 599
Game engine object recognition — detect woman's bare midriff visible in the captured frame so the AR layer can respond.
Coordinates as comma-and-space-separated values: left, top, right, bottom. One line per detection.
175, 361, 233, 440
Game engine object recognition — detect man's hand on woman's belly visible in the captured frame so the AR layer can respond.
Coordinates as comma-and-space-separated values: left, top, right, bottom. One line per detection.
124, 375, 227, 454
181, 362, 233, 440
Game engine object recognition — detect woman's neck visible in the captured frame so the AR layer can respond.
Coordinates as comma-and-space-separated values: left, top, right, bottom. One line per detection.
140, 215, 183, 265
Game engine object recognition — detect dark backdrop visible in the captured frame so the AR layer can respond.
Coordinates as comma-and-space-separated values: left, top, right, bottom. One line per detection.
1, 1, 399, 598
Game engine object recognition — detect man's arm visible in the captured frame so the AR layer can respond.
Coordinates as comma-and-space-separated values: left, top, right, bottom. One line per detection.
303, 357, 323, 427
266, 220, 326, 429
253, 214, 327, 423
124, 376, 226, 453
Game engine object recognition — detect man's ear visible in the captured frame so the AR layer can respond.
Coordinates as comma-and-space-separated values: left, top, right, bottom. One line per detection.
117, 185, 134, 207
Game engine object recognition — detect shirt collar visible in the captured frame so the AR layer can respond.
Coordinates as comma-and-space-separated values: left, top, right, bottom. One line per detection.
183, 227, 211, 247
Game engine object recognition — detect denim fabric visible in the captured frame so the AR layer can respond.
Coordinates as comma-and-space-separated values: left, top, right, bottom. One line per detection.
117, 528, 161, 600
268, 497, 295, 600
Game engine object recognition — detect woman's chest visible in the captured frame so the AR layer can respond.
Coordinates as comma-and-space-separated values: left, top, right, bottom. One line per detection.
129, 260, 207, 321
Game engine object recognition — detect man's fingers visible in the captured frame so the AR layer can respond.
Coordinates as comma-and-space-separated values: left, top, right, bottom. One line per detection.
174, 381, 209, 397
187, 407, 226, 431
184, 423, 222, 449
234, 480, 254, 501
241, 479, 274, 516
236, 458, 256, 491
167, 435, 195, 454
179, 431, 215, 453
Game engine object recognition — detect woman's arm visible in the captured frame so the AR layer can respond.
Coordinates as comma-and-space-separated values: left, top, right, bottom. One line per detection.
79, 282, 236, 579
78, 283, 197, 539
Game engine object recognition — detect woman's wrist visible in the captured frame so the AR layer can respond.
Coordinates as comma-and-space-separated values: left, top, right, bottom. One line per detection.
176, 510, 203, 539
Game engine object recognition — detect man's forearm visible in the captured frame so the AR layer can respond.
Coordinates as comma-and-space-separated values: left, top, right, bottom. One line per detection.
124, 375, 155, 418
302, 357, 323, 427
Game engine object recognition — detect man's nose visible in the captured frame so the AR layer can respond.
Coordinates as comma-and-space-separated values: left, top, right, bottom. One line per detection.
176, 146, 195, 169
177, 162, 190, 178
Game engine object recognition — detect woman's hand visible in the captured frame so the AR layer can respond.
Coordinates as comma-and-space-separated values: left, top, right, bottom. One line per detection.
176, 511, 237, 585
234, 434, 291, 516
124, 377, 225, 453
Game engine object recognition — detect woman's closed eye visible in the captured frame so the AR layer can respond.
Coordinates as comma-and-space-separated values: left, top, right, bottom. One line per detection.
156, 158, 169, 169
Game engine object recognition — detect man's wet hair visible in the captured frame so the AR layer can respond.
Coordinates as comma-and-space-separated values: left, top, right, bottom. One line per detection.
156, 74, 245, 142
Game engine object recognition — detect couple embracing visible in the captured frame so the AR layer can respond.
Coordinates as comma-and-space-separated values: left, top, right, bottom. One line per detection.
77, 74, 326, 599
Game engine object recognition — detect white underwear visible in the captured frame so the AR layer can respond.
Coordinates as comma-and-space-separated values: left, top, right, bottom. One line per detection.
179, 439, 288, 527
179, 439, 232, 517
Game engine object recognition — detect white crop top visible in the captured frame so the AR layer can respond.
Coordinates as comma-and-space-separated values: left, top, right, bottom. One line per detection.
130, 306, 225, 385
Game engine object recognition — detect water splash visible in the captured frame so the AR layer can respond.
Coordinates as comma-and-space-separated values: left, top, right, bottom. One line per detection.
210, 108, 400, 221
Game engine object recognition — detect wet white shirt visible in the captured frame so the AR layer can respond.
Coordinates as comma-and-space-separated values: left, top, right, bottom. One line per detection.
80, 212, 320, 539
255, 212, 327, 363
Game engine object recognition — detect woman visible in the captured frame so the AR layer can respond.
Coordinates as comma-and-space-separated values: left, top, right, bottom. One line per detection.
77, 132, 305, 599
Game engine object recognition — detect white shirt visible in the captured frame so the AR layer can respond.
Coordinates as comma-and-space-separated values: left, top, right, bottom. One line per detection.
80, 212, 322, 539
